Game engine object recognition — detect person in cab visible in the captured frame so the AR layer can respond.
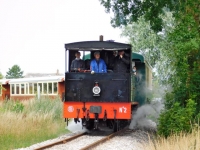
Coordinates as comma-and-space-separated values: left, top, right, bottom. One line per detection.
90, 51, 107, 73
70, 51, 85, 72
113, 50, 130, 73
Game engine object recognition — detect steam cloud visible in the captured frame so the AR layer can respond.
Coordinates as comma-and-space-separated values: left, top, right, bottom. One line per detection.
129, 99, 164, 131
67, 119, 89, 133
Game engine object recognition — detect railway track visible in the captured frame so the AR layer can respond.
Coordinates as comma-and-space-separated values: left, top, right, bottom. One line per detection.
80, 128, 127, 150
34, 132, 87, 150
34, 128, 127, 150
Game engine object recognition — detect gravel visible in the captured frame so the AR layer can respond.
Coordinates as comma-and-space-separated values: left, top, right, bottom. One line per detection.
46, 134, 105, 150
93, 130, 151, 150
15, 129, 152, 150
16, 119, 155, 150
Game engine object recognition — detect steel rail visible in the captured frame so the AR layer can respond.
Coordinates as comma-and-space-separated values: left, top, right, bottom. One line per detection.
80, 128, 127, 150
34, 132, 87, 150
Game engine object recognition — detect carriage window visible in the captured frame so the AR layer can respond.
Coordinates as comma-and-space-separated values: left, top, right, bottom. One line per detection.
21, 84, 25, 94
48, 83, 52, 94
11, 84, 15, 94
29, 83, 33, 94
44, 83, 47, 94
38, 83, 42, 94
33, 83, 37, 94
16, 84, 20, 94
53, 82, 57, 94
26, 83, 29, 94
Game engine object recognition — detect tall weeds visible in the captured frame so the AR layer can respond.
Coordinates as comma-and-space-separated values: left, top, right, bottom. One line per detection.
0, 97, 67, 150
144, 128, 200, 150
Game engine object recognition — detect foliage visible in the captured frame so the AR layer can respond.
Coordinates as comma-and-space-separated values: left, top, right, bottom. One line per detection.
6, 64, 24, 79
99, 0, 179, 32
11, 101, 24, 113
121, 10, 175, 76
102, 0, 200, 137
0, 72, 3, 79
158, 99, 196, 137
121, 16, 160, 67
165, 1, 200, 110
158, 9, 200, 135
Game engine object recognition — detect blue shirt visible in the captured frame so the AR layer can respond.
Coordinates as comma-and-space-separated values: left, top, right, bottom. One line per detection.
90, 58, 107, 73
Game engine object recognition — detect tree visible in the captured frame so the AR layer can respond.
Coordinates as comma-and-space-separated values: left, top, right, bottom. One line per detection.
100, 0, 179, 32
101, 0, 200, 108
6, 65, 24, 79
100, 0, 200, 32
121, 10, 176, 85
0, 72, 3, 79
121, 10, 175, 66
100, 0, 200, 136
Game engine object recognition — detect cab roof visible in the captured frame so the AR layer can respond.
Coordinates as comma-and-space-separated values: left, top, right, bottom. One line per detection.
65, 41, 131, 51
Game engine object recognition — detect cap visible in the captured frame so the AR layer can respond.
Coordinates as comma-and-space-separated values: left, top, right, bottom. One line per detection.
118, 50, 124, 52
94, 51, 100, 55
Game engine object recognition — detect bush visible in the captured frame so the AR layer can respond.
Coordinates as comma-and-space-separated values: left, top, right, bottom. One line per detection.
11, 101, 24, 113
158, 99, 196, 137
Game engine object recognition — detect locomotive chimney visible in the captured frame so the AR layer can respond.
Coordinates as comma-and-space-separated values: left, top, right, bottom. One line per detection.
99, 35, 103, 41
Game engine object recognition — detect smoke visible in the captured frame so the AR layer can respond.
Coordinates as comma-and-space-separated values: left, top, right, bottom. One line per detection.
67, 119, 88, 133
129, 98, 164, 131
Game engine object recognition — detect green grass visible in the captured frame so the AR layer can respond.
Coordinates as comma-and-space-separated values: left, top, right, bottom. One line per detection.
0, 97, 68, 150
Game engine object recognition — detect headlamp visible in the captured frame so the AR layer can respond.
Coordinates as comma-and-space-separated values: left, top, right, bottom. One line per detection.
92, 82, 101, 96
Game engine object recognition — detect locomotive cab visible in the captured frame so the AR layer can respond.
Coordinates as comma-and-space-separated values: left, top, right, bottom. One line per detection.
63, 41, 144, 131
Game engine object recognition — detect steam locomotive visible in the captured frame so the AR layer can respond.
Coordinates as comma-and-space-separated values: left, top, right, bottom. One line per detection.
63, 39, 152, 131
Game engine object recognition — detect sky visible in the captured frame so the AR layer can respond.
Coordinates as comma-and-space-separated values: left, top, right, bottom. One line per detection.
0, 0, 127, 76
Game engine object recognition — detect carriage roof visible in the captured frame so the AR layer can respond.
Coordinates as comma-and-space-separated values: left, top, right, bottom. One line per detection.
0, 76, 65, 84
132, 52, 144, 62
